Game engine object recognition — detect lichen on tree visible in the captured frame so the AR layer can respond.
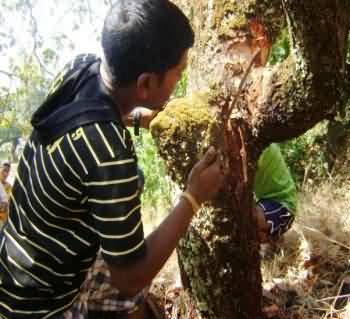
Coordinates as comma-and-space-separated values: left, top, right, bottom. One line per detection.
151, 92, 262, 319
150, 93, 221, 188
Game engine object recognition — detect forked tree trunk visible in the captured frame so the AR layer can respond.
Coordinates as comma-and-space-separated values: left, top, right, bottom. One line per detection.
151, 1, 350, 318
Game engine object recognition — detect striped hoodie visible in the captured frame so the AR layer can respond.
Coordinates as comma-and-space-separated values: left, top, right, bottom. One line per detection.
0, 54, 145, 319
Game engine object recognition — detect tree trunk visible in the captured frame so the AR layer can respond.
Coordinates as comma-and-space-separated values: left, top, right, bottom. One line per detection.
151, 1, 350, 318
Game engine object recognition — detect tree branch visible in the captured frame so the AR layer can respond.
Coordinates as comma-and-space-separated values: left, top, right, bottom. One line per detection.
0, 70, 21, 80
24, 0, 54, 78
86, 0, 93, 24
251, 0, 350, 145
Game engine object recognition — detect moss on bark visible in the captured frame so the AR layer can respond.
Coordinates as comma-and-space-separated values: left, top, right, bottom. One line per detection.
151, 94, 262, 319
150, 93, 220, 187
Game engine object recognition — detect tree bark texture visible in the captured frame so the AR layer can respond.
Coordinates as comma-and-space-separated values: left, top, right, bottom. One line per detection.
151, 1, 350, 318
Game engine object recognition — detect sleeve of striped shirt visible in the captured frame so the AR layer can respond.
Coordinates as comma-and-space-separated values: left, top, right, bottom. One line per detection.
85, 125, 146, 265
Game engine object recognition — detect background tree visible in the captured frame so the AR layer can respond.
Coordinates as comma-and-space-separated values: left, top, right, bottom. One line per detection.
0, 0, 111, 155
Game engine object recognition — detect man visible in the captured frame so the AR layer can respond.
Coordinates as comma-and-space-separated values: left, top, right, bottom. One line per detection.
0, 161, 11, 226
66, 143, 296, 318
0, 161, 11, 195
0, 1, 224, 318
0, 182, 8, 227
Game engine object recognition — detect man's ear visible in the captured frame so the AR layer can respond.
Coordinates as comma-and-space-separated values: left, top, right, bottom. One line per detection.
136, 73, 158, 100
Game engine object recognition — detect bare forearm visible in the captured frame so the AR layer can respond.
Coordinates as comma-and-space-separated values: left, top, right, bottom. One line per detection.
109, 146, 223, 297
109, 197, 194, 296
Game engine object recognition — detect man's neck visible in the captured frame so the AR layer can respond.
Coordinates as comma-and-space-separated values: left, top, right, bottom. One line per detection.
100, 63, 137, 118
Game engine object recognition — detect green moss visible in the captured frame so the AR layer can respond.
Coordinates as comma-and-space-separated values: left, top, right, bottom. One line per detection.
178, 233, 216, 317
151, 96, 226, 317
150, 91, 258, 318
212, 0, 255, 36
150, 92, 221, 187
211, 0, 284, 41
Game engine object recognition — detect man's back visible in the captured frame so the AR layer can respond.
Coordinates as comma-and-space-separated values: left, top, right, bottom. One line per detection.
0, 55, 145, 318
0, 132, 99, 317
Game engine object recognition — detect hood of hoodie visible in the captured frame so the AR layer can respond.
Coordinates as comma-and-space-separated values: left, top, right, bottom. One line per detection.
31, 54, 121, 145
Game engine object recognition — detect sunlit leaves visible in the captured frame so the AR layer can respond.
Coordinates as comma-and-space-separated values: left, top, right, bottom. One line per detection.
0, 0, 110, 141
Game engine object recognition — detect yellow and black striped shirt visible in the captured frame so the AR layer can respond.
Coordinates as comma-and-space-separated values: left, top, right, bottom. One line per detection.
0, 56, 145, 319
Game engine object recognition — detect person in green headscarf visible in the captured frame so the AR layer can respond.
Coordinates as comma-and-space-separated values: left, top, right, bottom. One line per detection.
254, 143, 297, 242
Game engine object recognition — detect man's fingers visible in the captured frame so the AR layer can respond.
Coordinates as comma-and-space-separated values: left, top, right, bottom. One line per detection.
211, 157, 224, 177
195, 146, 217, 172
205, 157, 225, 190
258, 232, 269, 243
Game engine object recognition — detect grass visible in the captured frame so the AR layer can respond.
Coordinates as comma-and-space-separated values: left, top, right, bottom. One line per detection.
260, 181, 350, 319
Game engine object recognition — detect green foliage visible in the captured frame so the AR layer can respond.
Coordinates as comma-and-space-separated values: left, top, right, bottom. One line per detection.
279, 122, 329, 186
172, 71, 188, 98
132, 130, 173, 215
0, 0, 110, 160
0, 57, 49, 136
0, 127, 21, 143
268, 28, 290, 65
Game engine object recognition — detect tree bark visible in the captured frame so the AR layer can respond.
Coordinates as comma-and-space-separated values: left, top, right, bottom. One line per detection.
151, 1, 350, 318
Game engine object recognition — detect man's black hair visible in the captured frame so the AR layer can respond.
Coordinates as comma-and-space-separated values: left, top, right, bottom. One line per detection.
102, 0, 194, 87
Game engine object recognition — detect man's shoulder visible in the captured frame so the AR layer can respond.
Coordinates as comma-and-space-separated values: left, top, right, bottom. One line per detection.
48, 54, 99, 95
64, 54, 100, 77
71, 121, 135, 159
81, 120, 127, 139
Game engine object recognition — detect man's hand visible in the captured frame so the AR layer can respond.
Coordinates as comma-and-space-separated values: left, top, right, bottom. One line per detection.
253, 205, 271, 243
123, 107, 161, 129
138, 108, 160, 129
185, 147, 225, 206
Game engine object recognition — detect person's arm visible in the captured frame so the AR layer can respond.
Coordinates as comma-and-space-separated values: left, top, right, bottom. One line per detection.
108, 147, 223, 297
83, 122, 223, 298
0, 183, 6, 201
0, 183, 8, 212
109, 196, 195, 296
253, 205, 270, 243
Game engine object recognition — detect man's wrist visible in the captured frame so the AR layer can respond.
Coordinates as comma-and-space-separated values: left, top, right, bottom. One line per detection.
181, 191, 201, 215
